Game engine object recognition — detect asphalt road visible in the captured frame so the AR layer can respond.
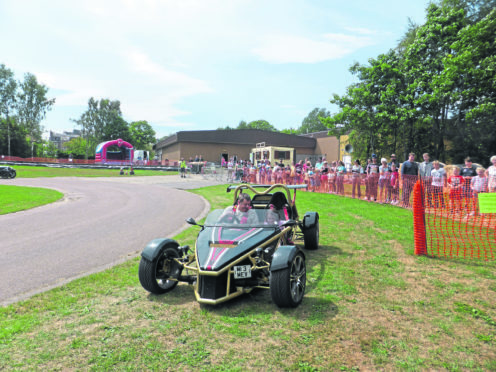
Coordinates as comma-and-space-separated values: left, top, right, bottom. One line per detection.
0, 174, 223, 306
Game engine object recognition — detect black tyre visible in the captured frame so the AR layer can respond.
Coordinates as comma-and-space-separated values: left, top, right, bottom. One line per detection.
303, 216, 319, 250
270, 252, 306, 308
139, 245, 182, 294
9, 169, 16, 179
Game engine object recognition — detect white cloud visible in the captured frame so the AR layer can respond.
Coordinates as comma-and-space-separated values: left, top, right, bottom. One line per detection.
124, 50, 213, 98
252, 32, 375, 64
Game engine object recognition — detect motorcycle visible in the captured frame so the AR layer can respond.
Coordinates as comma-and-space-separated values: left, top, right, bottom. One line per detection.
0, 166, 17, 179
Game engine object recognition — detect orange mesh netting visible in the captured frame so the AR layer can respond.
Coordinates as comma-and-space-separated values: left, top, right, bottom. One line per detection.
414, 176, 496, 260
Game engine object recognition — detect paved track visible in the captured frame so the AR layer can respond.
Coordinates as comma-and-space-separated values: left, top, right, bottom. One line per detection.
0, 174, 224, 305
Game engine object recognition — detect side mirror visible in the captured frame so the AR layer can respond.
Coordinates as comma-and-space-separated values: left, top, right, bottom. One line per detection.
186, 217, 197, 225
281, 219, 297, 227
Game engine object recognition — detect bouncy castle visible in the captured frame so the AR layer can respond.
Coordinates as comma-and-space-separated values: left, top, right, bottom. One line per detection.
95, 139, 134, 165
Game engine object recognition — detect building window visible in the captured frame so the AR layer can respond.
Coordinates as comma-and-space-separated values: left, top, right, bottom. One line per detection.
274, 151, 290, 160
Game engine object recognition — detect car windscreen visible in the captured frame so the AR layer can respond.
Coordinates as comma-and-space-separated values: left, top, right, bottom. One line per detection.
205, 209, 286, 227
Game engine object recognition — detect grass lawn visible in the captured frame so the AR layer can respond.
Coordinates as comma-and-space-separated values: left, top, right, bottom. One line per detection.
11, 165, 176, 178
0, 185, 64, 215
0, 185, 495, 370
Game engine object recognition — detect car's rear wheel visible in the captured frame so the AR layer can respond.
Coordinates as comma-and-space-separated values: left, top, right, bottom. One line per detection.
270, 252, 306, 307
139, 245, 182, 294
303, 216, 319, 250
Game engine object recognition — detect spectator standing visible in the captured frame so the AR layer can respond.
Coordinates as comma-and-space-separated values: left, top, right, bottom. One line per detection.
295, 160, 304, 184
378, 158, 389, 203
470, 167, 488, 216
307, 168, 315, 192
227, 159, 234, 182
266, 165, 272, 184
180, 158, 187, 178
486, 155, 496, 192
390, 163, 400, 205
336, 161, 346, 195
419, 153, 433, 206
321, 161, 330, 193
460, 156, 477, 208
272, 163, 280, 184
430, 160, 447, 208
388, 154, 399, 170
364, 158, 371, 200
328, 166, 336, 193
259, 164, 266, 184
400, 153, 418, 207
351, 159, 363, 199
366, 155, 380, 201
315, 168, 321, 191
315, 157, 323, 171
448, 166, 464, 213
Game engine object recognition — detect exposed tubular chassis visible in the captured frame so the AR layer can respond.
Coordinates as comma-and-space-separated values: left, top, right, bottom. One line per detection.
139, 183, 319, 307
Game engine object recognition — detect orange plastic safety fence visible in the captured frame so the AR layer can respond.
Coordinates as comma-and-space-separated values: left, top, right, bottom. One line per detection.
412, 180, 427, 256
417, 176, 496, 260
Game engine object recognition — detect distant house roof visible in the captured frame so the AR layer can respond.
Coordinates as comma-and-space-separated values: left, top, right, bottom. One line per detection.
155, 129, 316, 149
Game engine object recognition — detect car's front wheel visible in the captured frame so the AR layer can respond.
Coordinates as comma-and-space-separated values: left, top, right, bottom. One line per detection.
139, 245, 182, 294
270, 252, 306, 308
9, 169, 16, 179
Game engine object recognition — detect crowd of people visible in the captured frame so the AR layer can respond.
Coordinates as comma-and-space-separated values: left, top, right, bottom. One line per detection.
223, 153, 496, 214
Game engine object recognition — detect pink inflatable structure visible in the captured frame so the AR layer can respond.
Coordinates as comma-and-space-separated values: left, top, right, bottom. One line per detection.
95, 139, 134, 165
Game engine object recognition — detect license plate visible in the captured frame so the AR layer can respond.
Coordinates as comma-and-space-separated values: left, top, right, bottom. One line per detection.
234, 265, 251, 279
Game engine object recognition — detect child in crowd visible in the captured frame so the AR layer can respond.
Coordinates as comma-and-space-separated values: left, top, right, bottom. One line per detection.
321, 161, 329, 193
259, 164, 266, 184
305, 168, 314, 191
448, 166, 464, 213
336, 161, 346, 195
250, 164, 257, 183
469, 167, 488, 216
328, 166, 336, 193
266, 166, 272, 184
314, 168, 321, 192
390, 163, 400, 205
430, 160, 447, 208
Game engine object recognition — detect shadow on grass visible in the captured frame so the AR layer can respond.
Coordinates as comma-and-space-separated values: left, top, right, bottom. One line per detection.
144, 244, 344, 319
305, 244, 347, 295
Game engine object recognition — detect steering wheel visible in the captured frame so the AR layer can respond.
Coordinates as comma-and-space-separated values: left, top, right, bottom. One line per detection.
219, 213, 240, 224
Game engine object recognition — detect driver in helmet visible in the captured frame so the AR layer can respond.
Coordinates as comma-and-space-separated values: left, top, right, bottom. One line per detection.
219, 193, 259, 224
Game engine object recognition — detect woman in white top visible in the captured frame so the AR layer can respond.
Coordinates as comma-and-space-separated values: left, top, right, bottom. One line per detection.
378, 158, 389, 203
486, 155, 496, 192
351, 159, 363, 199
430, 160, 447, 208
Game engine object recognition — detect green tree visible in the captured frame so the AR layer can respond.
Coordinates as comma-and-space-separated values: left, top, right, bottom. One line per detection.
129, 120, 156, 149
64, 137, 88, 158
244, 120, 277, 131
442, 7, 496, 162
404, 3, 467, 161
0, 64, 18, 156
297, 108, 330, 134
236, 120, 248, 129
73, 97, 128, 159
16, 73, 55, 157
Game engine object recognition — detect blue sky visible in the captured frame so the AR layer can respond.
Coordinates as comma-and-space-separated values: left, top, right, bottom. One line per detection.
1, 0, 430, 139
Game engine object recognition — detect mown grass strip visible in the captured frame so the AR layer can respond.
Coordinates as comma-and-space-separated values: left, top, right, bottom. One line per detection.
0, 185, 63, 214
11, 165, 176, 178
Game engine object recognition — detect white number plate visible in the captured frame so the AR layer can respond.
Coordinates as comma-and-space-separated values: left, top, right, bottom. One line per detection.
234, 265, 252, 279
